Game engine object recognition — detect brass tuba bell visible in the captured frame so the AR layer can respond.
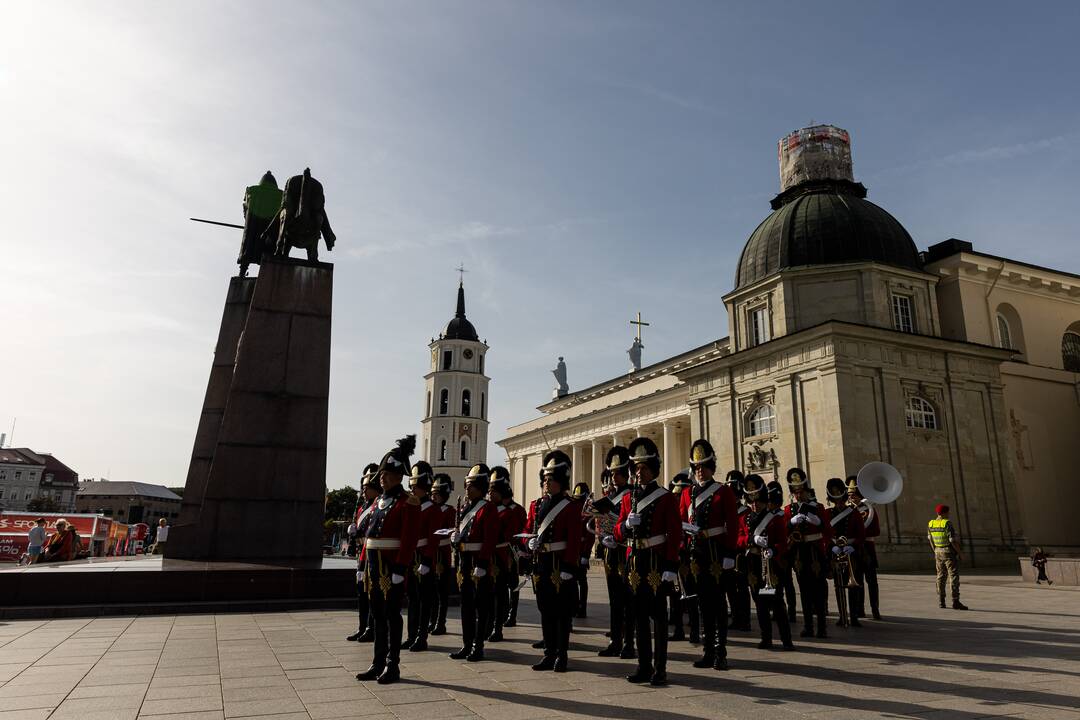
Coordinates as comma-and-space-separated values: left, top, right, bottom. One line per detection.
855, 462, 903, 505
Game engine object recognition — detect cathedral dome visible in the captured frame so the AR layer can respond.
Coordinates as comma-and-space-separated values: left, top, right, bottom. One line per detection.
442, 282, 479, 341
734, 125, 922, 290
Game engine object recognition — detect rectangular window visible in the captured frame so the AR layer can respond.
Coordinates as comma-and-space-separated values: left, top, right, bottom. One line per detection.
750, 306, 770, 346
0, 488, 5, 499
442, 350, 453, 370
24, 489, 33, 500
892, 295, 915, 333
14, 471, 21, 481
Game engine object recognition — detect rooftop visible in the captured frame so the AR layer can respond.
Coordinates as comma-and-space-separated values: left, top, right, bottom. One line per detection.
77, 481, 181, 501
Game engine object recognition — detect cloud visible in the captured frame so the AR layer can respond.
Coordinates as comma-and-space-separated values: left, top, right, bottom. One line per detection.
595, 76, 726, 117
939, 133, 1076, 165
347, 220, 521, 259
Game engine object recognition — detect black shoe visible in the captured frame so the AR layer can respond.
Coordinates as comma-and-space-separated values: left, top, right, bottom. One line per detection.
531, 640, 546, 649
466, 647, 484, 662
346, 631, 363, 641
504, 616, 517, 628
788, 610, 797, 623
692, 654, 714, 669
939, 600, 946, 609
650, 671, 668, 686
488, 630, 503, 642
850, 619, 861, 628
689, 631, 700, 645
357, 629, 375, 643
952, 601, 969, 610
598, 643, 620, 657
713, 655, 729, 671
376, 665, 399, 685
604, 631, 611, 638
449, 647, 470, 660
1048, 580, 1054, 586
408, 639, 428, 652
619, 645, 637, 660
626, 669, 651, 683
757, 640, 774, 650
734, 622, 752, 632
575, 610, 587, 619
782, 642, 795, 651
835, 619, 846, 627
669, 630, 685, 642
532, 656, 556, 671
816, 627, 828, 639
553, 656, 568, 673
872, 610, 882, 620
355, 665, 383, 681
800, 628, 814, 638
402, 636, 416, 650
430, 625, 447, 636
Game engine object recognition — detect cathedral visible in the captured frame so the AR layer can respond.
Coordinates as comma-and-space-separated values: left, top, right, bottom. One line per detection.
497, 125, 1080, 569
421, 280, 490, 492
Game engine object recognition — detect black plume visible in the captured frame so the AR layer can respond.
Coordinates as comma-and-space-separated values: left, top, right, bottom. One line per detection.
396, 434, 417, 458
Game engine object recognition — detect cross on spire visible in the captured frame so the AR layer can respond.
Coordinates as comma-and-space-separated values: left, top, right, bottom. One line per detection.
630, 311, 650, 344
456, 262, 468, 286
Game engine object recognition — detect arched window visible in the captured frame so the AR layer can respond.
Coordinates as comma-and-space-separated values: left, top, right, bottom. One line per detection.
905, 397, 938, 430
996, 314, 1012, 350
460, 439, 468, 461
748, 405, 775, 436
462, 389, 471, 417
479, 354, 484, 374
439, 389, 449, 415
442, 350, 452, 370
426, 391, 432, 417
1064, 331, 1080, 372
481, 392, 486, 419
439, 439, 447, 461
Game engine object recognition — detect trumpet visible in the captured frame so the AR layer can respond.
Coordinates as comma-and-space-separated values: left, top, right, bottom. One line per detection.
837, 536, 861, 589
832, 551, 849, 627
759, 547, 777, 596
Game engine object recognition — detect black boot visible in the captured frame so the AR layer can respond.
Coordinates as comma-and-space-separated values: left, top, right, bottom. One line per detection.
713, 654, 728, 671
466, 646, 485, 662
346, 630, 364, 642
449, 647, 470, 660
692, 652, 714, 669
402, 636, 416, 650
376, 665, 400, 685
408, 639, 428, 652
553, 655, 568, 673
650, 670, 668, 686
430, 624, 447, 636
531, 639, 546, 649
598, 643, 621, 657
355, 664, 383, 681
532, 656, 556, 671
619, 643, 637, 659
357, 628, 375, 643
626, 667, 651, 683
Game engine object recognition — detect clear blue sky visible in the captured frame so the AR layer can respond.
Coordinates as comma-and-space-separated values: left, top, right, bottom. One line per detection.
2, 2, 1077, 489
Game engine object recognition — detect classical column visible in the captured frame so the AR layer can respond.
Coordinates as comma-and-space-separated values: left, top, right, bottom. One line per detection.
662, 420, 677, 478
591, 438, 603, 495
571, 443, 584, 490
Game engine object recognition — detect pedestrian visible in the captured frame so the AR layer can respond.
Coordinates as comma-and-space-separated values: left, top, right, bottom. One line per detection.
1031, 547, 1052, 585
928, 504, 968, 610
152, 518, 170, 555
42, 519, 73, 563
27, 517, 47, 565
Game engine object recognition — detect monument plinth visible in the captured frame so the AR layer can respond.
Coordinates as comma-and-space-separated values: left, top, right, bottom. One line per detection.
167, 257, 333, 561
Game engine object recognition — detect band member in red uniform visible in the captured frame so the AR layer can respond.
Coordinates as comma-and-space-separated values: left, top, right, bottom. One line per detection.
572, 482, 594, 618
487, 467, 523, 642
521, 469, 549, 650
668, 471, 698, 644
348, 464, 380, 642
785, 467, 829, 639
450, 464, 499, 662
403, 461, 439, 651
846, 476, 882, 619
596, 447, 636, 659
610, 437, 682, 686
500, 473, 528, 628
527, 450, 582, 672
724, 470, 753, 632
681, 439, 740, 670
356, 436, 421, 685
826, 477, 866, 626
428, 474, 456, 635
740, 475, 794, 650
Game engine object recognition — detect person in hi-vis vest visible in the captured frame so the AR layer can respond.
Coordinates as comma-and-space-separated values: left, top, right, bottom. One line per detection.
928, 504, 968, 610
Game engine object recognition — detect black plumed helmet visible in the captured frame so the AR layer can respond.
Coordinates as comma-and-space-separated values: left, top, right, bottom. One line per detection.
465, 463, 491, 493
766, 480, 783, 504
628, 437, 660, 476
432, 473, 453, 496
409, 461, 434, 491
786, 466, 808, 488
670, 469, 691, 492
825, 477, 846, 500
377, 435, 416, 477
541, 450, 572, 489
361, 463, 380, 489
726, 469, 745, 497
605, 446, 630, 473
490, 466, 510, 483
689, 439, 716, 472
743, 474, 765, 500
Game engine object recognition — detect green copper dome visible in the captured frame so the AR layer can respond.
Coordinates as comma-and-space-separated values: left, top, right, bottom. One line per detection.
734, 179, 922, 290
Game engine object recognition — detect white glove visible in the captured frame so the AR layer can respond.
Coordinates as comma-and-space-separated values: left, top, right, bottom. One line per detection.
602, 535, 617, 550
661, 570, 678, 584
559, 571, 573, 581
763, 549, 774, 559
754, 535, 769, 548
843, 545, 856, 556
527, 537, 540, 551
722, 557, 735, 571
450, 530, 460, 544
791, 514, 806, 525
626, 512, 642, 527
418, 564, 431, 575
580, 557, 589, 566
684, 523, 701, 535
831, 546, 842, 556
347, 523, 357, 536
805, 513, 821, 526
356, 571, 364, 583
391, 573, 404, 584
473, 567, 487, 578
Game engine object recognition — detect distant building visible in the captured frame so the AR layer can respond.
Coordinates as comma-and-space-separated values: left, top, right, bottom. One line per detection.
0, 448, 78, 512
76, 480, 182, 526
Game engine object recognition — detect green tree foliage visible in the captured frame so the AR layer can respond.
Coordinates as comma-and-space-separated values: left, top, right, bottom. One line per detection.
325, 486, 359, 521
27, 496, 61, 513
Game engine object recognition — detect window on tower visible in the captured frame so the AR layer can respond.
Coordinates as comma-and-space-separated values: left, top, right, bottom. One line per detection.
442, 350, 452, 370
439, 389, 449, 415
479, 354, 484, 374
426, 391, 432, 417
481, 392, 485, 419
439, 440, 447, 461
462, 389, 471, 417
460, 439, 468, 461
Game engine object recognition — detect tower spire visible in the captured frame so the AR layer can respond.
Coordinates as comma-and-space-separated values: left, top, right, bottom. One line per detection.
456, 282, 466, 318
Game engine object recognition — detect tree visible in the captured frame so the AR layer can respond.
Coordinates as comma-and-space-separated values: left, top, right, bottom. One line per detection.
325, 486, 359, 521
27, 497, 61, 513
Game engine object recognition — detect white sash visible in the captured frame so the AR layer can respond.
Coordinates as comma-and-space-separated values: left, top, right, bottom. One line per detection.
421, 501, 432, 511
357, 504, 375, 526
752, 510, 776, 541
458, 499, 488, 534
535, 498, 571, 540
690, 482, 721, 523
606, 489, 630, 519
829, 506, 854, 528
496, 505, 507, 513
635, 486, 667, 513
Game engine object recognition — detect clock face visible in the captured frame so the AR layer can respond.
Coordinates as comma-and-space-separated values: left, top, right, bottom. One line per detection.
463, 349, 474, 359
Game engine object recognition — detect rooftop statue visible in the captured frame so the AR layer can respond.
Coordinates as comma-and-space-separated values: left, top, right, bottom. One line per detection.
552, 357, 569, 399
628, 338, 643, 372
266, 168, 336, 262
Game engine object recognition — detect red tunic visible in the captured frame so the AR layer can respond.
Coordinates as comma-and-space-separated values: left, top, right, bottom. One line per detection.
361, 489, 421, 571
433, 501, 456, 567
533, 494, 582, 565
784, 500, 828, 554
495, 501, 526, 567
678, 481, 740, 557
862, 503, 880, 541
613, 482, 682, 567
738, 509, 788, 556
415, 499, 441, 566
457, 499, 499, 570
827, 503, 867, 548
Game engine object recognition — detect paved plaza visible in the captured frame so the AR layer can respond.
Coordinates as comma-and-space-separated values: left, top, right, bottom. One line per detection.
1, 571, 1077, 720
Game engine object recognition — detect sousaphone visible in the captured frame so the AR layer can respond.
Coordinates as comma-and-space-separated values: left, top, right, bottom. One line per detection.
855, 462, 903, 505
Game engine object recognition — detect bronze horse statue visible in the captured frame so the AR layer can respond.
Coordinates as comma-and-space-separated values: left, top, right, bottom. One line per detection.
264, 168, 336, 261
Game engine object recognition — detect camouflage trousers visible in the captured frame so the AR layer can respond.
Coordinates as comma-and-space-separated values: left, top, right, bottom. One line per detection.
935, 549, 960, 602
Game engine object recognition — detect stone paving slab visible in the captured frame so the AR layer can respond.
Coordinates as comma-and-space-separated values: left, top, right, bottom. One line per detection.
0, 572, 1077, 719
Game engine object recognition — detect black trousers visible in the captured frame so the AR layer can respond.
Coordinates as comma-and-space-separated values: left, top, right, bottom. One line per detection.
603, 552, 634, 649
576, 558, 590, 615
366, 557, 405, 671
356, 582, 371, 633
406, 566, 435, 643
747, 553, 792, 646
431, 551, 452, 630
535, 556, 576, 659
725, 557, 752, 627
628, 551, 670, 674
857, 543, 879, 616
691, 560, 729, 658
792, 544, 827, 631
458, 554, 493, 652
493, 554, 518, 632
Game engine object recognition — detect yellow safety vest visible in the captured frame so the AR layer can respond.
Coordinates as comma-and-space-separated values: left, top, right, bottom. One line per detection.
928, 517, 952, 548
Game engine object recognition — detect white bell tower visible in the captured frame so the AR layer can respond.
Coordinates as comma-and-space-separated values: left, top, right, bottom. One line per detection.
421, 279, 490, 491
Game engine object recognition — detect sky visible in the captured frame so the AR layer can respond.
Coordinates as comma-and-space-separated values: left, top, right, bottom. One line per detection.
1, 2, 1078, 491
